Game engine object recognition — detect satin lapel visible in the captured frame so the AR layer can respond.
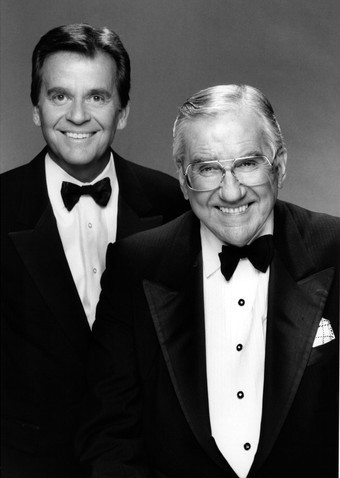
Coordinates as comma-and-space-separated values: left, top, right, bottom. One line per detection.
114, 152, 163, 240
142, 214, 229, 471
10, 205, 90, 355
9, 154, 90, 356
252, 204, 336, 471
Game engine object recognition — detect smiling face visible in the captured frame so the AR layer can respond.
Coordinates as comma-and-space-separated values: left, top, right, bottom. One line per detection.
179, 108, 287, 246
33, 51, 129, 181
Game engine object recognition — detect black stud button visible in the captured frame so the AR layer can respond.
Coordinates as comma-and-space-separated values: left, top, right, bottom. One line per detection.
238, 299, 245, 306
236, 344, 243, 351
237, 391, 244, 399
244, 443, 251, 451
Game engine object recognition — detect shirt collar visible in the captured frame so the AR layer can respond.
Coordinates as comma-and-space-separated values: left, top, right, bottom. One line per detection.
200, 223, 225, 278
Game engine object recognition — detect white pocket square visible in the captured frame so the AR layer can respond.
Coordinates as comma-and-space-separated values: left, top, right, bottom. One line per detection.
312, 318, 335, 348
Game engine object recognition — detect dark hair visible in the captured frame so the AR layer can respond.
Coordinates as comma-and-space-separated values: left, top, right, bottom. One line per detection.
31, 23, 130, 107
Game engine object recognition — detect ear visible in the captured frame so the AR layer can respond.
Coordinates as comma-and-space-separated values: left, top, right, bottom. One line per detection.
33, 106, 41, 127
178, 167, 189, 200
117, 102, 130, 130
276, 148, 287, 189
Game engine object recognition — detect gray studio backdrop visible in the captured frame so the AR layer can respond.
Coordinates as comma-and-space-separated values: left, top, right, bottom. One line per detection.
1, 0, 339, 215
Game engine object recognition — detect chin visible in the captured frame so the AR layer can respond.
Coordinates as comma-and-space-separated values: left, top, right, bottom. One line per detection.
217, 230, 251, 247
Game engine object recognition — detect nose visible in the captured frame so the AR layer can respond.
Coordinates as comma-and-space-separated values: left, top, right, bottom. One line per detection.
66, 99, 91, 124
218, 169, 245, 202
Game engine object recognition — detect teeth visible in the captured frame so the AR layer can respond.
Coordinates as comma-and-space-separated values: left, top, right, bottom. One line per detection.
65, 132, 91, 139
219, 205, 248, 214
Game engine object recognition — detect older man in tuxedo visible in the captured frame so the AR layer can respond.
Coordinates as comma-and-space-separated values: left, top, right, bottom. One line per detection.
0, 23, 188, 478
78, 84, 339, 477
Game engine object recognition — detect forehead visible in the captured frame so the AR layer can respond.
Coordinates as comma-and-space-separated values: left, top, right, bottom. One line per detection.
183, 109, 267, 158
40, 51, 117, 88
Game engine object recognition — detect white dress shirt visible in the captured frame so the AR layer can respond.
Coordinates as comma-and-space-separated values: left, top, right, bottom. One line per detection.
45, 153, 119, 328
201, 222, 272, 478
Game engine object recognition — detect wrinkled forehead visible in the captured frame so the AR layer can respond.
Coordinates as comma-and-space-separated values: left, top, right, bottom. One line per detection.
182, 110, 270, 159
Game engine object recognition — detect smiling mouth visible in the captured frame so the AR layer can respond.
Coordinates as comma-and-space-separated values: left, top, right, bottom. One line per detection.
217, 204, 249, 214
63, 132, 94, 139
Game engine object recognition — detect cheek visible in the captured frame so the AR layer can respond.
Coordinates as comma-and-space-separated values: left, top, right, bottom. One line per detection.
256, 174, 278, 205
38, 109, 59, 128
254, 187, 277, 224
267, 169, 280, 191
187, 191, 211, 216
101, 112, 115, 128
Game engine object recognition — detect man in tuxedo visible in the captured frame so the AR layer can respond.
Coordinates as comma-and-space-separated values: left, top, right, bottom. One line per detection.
0, 23, 188, 477
77, 84, 339, 477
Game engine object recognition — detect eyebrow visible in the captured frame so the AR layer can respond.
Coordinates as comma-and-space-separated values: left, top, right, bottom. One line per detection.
87, 88, 112, 98
46, 87, 69, 96
46, 87, 112, 98
191, 156, 216, 164
238, 150, 264, 157
189, 149, 266, 164
191, 151, 263, 162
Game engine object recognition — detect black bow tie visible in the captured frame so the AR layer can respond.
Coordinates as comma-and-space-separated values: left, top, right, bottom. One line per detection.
61, 177, 112, 211
218, 235, 274, 281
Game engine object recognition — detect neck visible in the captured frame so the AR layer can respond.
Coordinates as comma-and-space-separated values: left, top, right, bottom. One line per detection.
49, 150, 111, 183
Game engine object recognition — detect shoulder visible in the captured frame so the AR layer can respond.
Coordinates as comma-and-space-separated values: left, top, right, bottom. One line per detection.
113, 151, 189, 219
113, 151, 185, 195
1, 162, 27, 186
1, 163, 28, 215
109, 210, 192, 254
114, 151, 176, 182
106, 210, 198, 270
1, 149, 46, 188
276, 200, 340, 237
1, 150, 47, 222
275, 200, 340, 265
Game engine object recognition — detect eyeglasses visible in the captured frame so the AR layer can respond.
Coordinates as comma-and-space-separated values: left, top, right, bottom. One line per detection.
184, 155, 274, 192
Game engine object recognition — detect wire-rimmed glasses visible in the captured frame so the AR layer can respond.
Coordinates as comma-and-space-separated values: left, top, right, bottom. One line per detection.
184, 155, 274, 192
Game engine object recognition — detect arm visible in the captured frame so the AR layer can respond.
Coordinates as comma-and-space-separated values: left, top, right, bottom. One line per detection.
77, 242, 152, 478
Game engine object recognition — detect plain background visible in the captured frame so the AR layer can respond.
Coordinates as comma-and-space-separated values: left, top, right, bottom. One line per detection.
1, 0, 339, 215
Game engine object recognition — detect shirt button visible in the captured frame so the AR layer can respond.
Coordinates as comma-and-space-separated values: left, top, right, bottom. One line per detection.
88, 222, 92, 228
237, 391, 244, 399
244, 443, 251, 451
93, 268, 97, 274
236, 344, 243, 351
238, 298, 245, 306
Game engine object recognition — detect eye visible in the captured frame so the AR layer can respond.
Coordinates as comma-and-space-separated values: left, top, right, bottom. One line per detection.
191, 162, 221, 176
51, 94, 68, 105
234, 157, 263, 170
200, 165, 214, 173
239, 160, 257, 168
88, 95, 105, 104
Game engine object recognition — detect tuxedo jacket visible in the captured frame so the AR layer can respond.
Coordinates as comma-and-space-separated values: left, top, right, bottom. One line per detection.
0, 148, 188, 477
78, 201, 339, 478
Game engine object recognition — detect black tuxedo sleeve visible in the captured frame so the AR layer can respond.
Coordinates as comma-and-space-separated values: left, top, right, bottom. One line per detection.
76, 241, 154, 477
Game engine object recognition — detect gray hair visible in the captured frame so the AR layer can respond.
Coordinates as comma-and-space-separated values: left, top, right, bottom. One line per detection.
172, 84, 285, 168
